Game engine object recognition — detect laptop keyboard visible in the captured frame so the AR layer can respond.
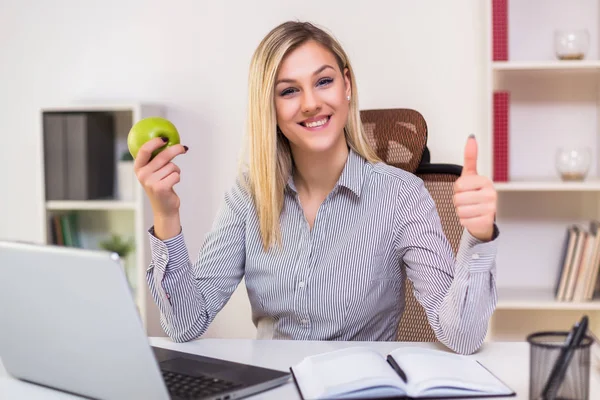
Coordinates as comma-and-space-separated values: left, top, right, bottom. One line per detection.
161, 369, 241, 399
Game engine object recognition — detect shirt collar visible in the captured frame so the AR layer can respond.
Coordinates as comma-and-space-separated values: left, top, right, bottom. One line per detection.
286, 148, 366, 197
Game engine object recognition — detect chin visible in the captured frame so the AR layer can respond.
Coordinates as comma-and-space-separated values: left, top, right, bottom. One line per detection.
293, 132, 344, 155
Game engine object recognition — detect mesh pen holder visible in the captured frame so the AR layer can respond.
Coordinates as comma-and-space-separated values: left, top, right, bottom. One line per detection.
527, 331, 593, 400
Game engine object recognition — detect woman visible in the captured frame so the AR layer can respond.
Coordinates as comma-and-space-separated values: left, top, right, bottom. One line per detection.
134, 21, 499, 355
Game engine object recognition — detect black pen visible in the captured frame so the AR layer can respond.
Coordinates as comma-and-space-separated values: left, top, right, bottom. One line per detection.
541, 315, 588, 399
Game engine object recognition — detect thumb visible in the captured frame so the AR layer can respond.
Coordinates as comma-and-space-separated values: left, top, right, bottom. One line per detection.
462, 134, 478, 176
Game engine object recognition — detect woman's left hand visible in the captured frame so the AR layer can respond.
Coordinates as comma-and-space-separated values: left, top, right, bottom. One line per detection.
453, 135, 497, 242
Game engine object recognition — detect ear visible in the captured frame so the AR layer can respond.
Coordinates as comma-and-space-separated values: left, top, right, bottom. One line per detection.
343, 67, 351, 99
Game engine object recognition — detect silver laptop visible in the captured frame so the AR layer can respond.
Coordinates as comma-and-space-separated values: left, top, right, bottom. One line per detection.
0, 240, 289, 400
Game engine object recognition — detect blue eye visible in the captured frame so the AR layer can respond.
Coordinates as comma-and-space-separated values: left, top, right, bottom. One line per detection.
280, 87, 297, 96
278, 78, 333, 97
318, 77, 333, 86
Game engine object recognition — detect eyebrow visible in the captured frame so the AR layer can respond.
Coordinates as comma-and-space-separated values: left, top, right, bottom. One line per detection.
275, 64, 335, 85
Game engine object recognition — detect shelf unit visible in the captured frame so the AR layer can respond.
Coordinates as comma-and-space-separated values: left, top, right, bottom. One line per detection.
46, 200, 138, 211
39, 102, 165, 336
495, 179, 600, 191
496, 287, 600, 310
484, 0, 600, 340
493, 60, 600, 72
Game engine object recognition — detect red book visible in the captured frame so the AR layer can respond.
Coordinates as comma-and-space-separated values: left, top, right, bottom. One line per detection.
493, 92, 509, 182
492, 0, 508, 61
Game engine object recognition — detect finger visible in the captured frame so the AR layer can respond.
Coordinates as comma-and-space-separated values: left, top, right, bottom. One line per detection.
454, 188, 496, 207
155, 171, 181, 192
145, 144, 188, 174
462, 135, 478, 176
146, 163, 181, 186
134, 137, 169, 170
454, 175, 490, 193
459, 215, 494, 230
455, 203, 495, 219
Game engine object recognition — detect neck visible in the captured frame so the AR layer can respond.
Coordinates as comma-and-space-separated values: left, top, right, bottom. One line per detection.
291, 137, 349, 198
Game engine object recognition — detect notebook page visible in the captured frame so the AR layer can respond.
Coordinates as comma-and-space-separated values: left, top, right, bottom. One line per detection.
292, 347, 405, 398
388, 347, 510, 395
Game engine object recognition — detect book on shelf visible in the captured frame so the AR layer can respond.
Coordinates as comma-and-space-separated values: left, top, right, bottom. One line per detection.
555, 221, 600, 302
290, 346, 515, 399
49, 212, 81, 247
492, 0, 508, 61
43, 111, 116, 201
493, 91, 509, 182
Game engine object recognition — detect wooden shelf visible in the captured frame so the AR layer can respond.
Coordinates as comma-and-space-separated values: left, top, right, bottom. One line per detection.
495, 180, 600, 192
497, 287, 600, 310
46, 200, 138, 211
493, 60, 600, 72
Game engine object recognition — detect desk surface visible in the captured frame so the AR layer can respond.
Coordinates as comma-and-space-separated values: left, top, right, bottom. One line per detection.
1, 338, 599, 399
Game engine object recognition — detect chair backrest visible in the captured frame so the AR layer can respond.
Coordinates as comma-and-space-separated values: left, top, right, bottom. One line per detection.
359, 108, 463, 343
397, 164, 463, 342
416, 165, 464, 256
360, 108, 428, 173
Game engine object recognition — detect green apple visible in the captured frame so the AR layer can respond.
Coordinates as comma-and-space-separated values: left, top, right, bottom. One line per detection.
127, 117, 181, 160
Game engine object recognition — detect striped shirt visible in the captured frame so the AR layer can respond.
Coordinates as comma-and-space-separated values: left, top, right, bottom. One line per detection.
146, 149, 499, 354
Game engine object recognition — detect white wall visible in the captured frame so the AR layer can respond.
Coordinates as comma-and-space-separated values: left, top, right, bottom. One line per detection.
0, 0, 489, 338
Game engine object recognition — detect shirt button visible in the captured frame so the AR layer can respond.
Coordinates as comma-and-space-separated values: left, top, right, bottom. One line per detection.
298, 281, 305, 288
472, 253, 480, 260
161, 254, 167, 260
301, 319, 308, 325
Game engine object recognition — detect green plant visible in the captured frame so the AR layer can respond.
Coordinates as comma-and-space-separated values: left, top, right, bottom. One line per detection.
99, 234, 135, 258
120, 150, 134, 162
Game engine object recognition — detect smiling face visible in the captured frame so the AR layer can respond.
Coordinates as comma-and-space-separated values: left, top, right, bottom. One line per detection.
274, 40, 352, 157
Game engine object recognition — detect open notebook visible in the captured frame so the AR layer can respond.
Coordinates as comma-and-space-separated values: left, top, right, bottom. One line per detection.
290, 346, 516, 399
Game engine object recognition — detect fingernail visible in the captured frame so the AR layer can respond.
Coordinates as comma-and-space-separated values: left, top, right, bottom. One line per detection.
469, 134, 476, 139
161, 137, 168, 142
183, 145, 189, 152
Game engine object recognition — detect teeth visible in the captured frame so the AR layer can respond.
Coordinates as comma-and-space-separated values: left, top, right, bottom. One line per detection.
304, 117, 328, 128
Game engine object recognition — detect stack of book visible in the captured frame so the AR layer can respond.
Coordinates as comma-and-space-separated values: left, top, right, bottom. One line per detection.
43, 111, 115, 201
49, 212, 81, 248
555, 221, 600, 302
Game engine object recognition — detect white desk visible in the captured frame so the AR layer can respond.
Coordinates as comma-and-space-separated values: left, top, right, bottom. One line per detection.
1, 338, 599, 399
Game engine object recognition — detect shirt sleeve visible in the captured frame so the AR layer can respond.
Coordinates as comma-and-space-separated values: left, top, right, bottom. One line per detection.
146, 177, 250, 342
394, 176, 498, 355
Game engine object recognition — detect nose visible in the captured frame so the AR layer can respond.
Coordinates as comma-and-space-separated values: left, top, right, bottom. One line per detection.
301, 89, 321, 114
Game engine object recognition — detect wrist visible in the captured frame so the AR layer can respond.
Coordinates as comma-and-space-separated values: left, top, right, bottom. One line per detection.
470, 225, 495, 242
153, 212, 181, 241
154, 211, 180, 222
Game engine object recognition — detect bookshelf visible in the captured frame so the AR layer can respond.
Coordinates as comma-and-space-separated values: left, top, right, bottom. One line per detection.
39, 102, 164, 336
485, 0, 600, 340
496, 287, 600, 310
495, 179, 600, 191
493, 60, 600, 72
46, 200, 138, 211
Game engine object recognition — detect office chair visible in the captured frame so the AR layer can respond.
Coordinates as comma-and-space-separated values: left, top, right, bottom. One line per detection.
360, 108, 463, 343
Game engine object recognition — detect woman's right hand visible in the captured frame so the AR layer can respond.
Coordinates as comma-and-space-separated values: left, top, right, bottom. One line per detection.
134, 137, 188, 219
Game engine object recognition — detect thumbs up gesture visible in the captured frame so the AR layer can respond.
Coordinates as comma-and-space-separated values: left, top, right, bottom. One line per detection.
453, 135, 497, 242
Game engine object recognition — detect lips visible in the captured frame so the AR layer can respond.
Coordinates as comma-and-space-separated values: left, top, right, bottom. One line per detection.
299, 115, 331, 128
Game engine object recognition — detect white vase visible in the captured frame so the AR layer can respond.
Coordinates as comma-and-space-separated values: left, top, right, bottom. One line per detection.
117, 161, 136, 201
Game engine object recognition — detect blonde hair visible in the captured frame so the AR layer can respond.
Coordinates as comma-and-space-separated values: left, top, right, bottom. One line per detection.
242, 21, 380, 251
